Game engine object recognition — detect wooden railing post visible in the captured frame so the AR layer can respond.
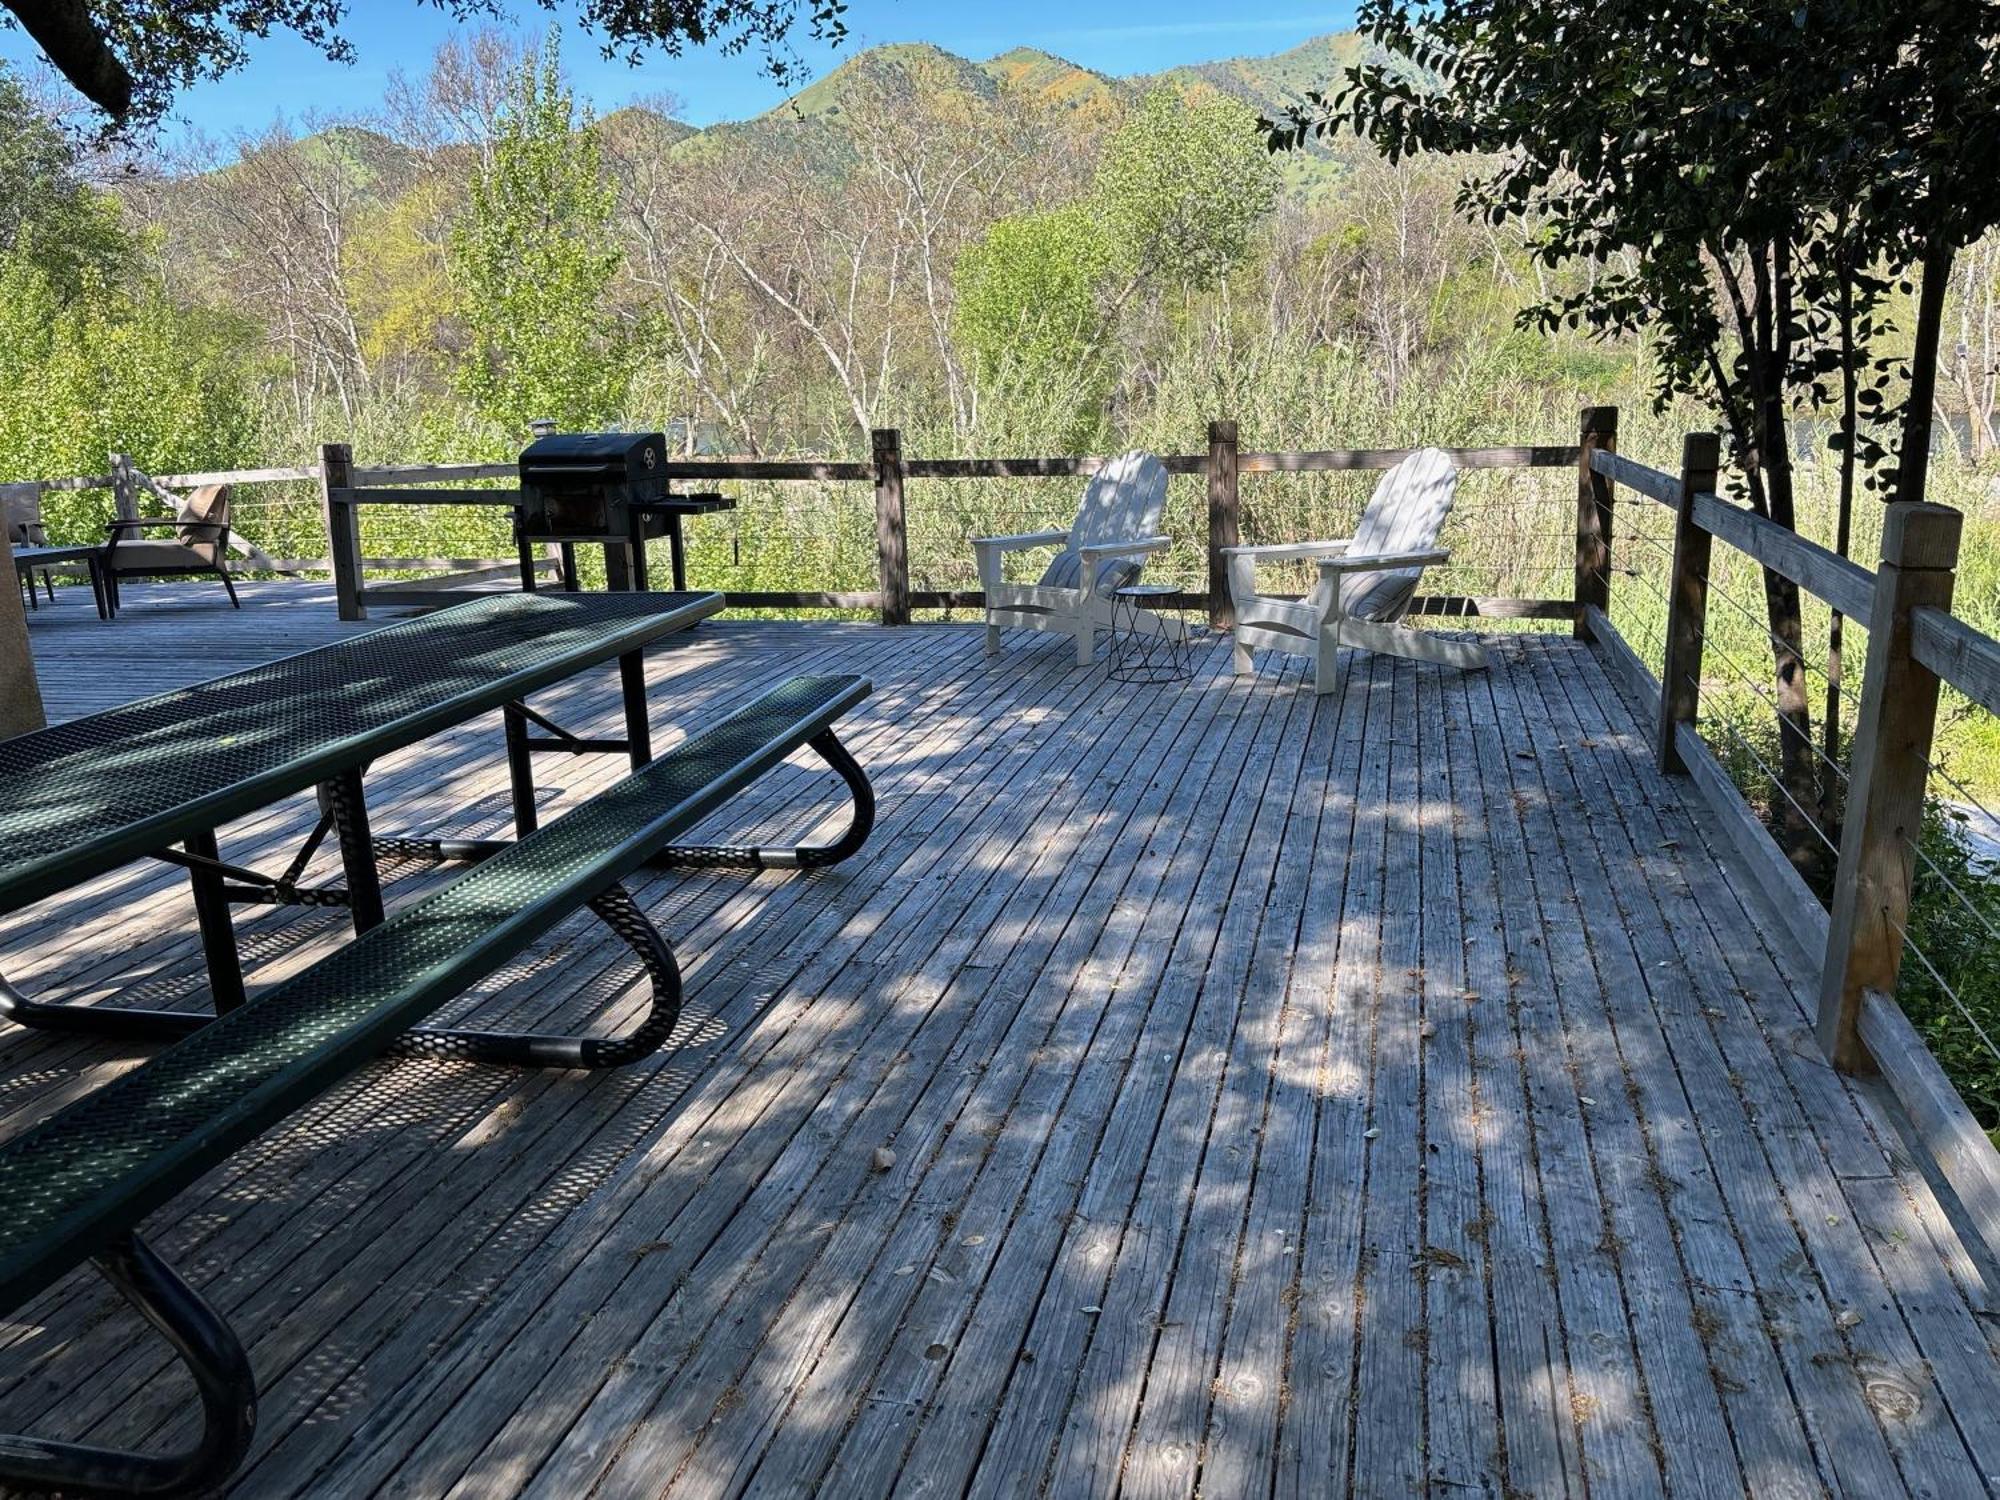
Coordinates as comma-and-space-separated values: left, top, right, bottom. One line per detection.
108, 453, 138, 524
319, 442, 366, 622
1574, 406, 1618, 639
1817, 501, 1962, 1071
872, 428, 909, 626
1207, 420, 1240, 629
1656, 432, 1721, 774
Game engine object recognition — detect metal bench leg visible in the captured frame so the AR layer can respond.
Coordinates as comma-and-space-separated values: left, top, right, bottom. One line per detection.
388, 883, 682, 1070
0, 1233, 255, 1499
0, 973, 213, 1044
647, 728, 875, 871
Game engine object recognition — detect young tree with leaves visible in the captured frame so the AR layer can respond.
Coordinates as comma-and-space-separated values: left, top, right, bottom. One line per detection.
447, 32, 627, 438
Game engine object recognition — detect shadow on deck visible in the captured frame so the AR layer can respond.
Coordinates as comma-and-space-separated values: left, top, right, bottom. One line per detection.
4, 579, 1998, 1497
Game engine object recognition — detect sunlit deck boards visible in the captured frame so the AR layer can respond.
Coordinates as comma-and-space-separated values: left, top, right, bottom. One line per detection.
6, 583, 2000, 1497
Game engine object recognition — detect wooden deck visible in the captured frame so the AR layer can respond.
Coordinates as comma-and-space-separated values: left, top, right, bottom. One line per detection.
6, 580, 2000, 1498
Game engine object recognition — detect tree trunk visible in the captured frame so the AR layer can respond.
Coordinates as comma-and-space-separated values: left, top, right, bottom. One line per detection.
1898, 236, 1958, 508
1748, 239, 1823, 881
1822, 239, 1860, 833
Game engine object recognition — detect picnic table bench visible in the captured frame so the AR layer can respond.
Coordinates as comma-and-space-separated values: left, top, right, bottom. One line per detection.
0, 606, 874, 1497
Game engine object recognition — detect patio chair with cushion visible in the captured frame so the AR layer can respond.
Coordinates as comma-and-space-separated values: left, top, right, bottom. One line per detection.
1224, 446, 1489, 694
974, 451, 1182, 665
102, 484, 240, 610
5, 484, 57, 610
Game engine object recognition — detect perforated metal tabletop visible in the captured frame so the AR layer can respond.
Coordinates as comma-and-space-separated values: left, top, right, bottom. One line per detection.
0, 590, 721, 912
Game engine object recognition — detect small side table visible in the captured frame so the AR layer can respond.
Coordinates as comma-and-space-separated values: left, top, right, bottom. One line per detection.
12, 545, 111, 620
1108, 583, 1198, 684
632, 493, 738, 591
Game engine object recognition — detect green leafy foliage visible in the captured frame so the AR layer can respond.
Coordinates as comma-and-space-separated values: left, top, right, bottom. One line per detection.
952, 204, 1115, 442
1903, 805, 2000, 1127
0, 67, 131, 294
1096, 83, 1278, 291
447, 33, 629, 440
0, 255, 257, 536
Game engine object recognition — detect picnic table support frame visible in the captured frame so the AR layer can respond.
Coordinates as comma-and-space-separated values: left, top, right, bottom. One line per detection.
183, 831, 247, 1013
322, 770, 385, 933
0, 1231, 254, 1500
621, 650, 653, 768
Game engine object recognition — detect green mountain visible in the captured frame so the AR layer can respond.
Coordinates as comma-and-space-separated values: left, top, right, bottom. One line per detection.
980, 47, 1122, 114
746, 31, 1356, 131
154, 31, 1362, 203
1174, 31, 1365, 120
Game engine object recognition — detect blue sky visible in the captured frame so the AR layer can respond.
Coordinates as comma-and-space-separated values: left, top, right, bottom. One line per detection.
2, 3, 1352, 136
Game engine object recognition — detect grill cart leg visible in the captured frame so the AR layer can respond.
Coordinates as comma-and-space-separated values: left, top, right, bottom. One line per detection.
0, 1233, 255, 1499
387, 882, 683, 1069
648, 728, 875, 871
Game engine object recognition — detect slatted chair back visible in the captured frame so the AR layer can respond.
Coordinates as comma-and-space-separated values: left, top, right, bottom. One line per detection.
1038, 451, 1169, 598
2, 484, 48, 548
1329, 447, 1459, 621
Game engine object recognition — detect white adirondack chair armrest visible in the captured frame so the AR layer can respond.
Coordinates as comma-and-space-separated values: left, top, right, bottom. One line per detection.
973, 528, 1071, 552
1221, 539, 1353, 564
1076, 535, 1172, 561
1316, 547, 1452, 574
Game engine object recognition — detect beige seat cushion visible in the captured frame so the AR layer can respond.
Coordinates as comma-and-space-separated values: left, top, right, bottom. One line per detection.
108, 541, 210, 572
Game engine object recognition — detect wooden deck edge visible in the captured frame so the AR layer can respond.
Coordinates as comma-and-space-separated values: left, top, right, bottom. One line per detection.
1673, 721, 1831, 963
1583, 608, 1829, 965
1584, 606, 1660, 725
1860, 988, 2000, 1262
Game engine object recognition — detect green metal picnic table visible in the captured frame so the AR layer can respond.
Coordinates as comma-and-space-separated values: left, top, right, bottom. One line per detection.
0, 589, 722, 1035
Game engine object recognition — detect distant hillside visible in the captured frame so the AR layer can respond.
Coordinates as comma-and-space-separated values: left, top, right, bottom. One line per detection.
980, 47, 1122, 114
1170, 32, 1365, 121
147, 31, 1361, 205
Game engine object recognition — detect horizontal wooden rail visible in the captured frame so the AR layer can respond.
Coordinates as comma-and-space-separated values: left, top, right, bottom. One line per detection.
657, 446, 1580, 483
725, 590, 884, 610
349, 462, 517, 486
336, 487, 522, 507
1689, 491, 1877, 626
153, 465, 320, 487
899, 455, 1206, 479
663, 460, 876, 482
1588, 449, 1680, 505
366, 561, 551, 596
1859, 988, 2000, 1260
1912, 605, 2000, 716
1243, 444, 1579, 474
265, 554, 551, 573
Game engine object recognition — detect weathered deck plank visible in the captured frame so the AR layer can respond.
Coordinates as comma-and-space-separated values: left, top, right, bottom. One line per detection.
2, 581, 1997, 1497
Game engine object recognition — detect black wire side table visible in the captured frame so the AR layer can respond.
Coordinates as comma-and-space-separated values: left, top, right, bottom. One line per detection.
1108, 583, 1198, 684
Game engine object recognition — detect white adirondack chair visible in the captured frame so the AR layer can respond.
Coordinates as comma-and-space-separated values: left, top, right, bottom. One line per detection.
1224, 446, 1489, 694
974, 451, 1180, 665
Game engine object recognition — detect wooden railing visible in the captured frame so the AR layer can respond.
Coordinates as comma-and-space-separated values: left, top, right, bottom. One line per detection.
319, 415, 1596, 623
19, 411, 1603, 623
1580, 436, 2000, 1254
8, 454, 539, 592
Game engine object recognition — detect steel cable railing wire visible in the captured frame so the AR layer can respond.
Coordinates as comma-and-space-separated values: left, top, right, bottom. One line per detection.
1893, 737, 2000, 1092
1685, 619, 1853, 792
1693, 561, 1866, 720
1872, 912, 2000, 1096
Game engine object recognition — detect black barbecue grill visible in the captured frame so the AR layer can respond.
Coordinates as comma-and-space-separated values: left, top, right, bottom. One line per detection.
518, 431, 671, 543
515, 430, 736, 593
